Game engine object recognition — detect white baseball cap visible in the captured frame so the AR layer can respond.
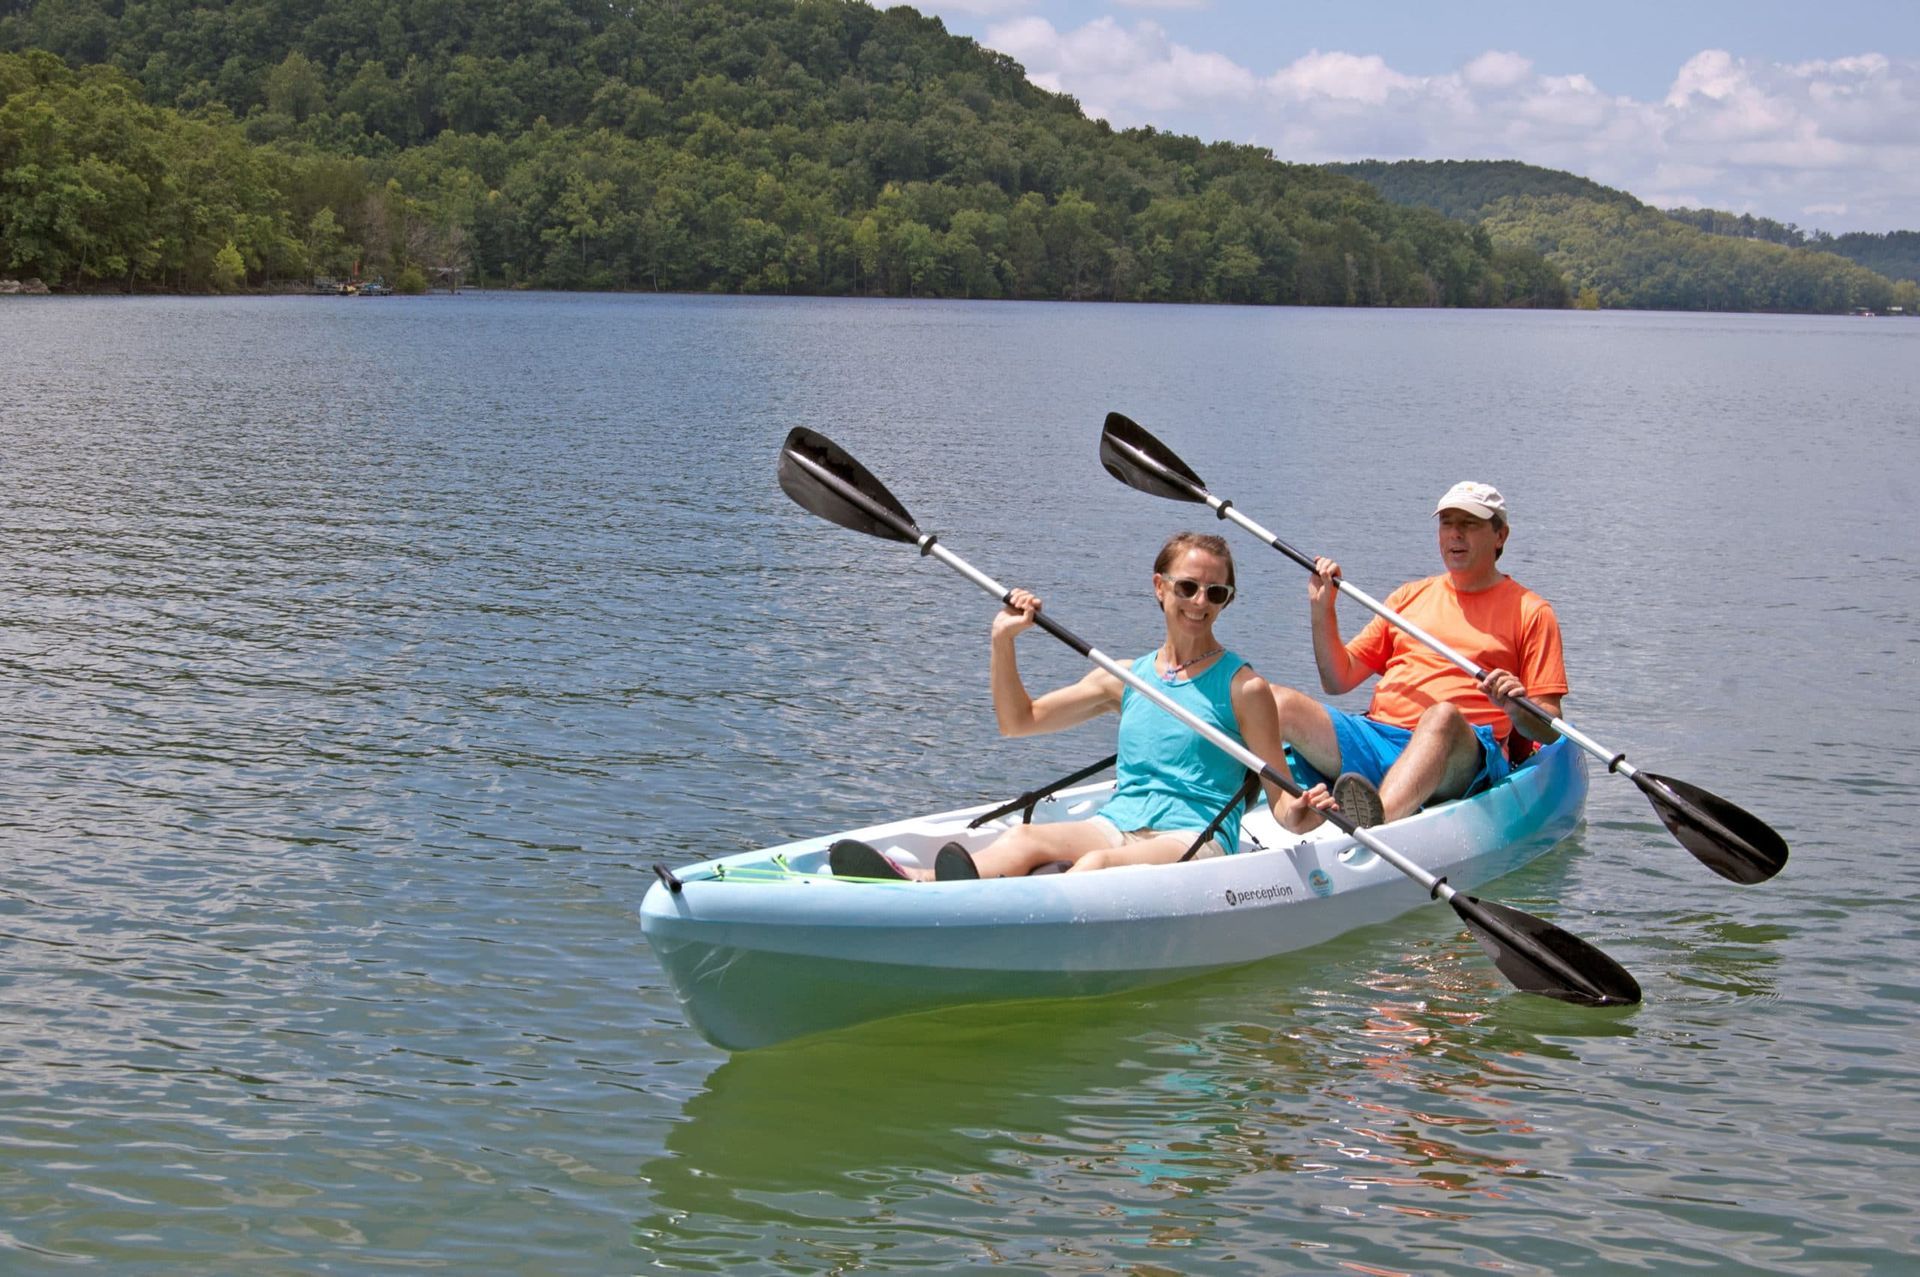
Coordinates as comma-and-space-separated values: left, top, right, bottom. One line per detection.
1434, 481, 1506, 521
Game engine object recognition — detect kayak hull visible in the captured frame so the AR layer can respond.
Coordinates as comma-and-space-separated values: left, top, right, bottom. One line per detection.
642, 739, 1588, 1050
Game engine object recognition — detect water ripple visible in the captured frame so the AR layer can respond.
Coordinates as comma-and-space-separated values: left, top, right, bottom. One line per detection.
1, 296, 1915, 1272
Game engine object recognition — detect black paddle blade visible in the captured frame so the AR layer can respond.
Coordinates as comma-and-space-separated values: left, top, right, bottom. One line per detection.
777, 427, 920, 543
1099, 412, 1209, 503
1452, 895, 1642, 1006
1634, 771, 1788, 885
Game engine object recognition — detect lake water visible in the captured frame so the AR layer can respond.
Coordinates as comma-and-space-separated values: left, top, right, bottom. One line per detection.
2, 293, 1916, 1274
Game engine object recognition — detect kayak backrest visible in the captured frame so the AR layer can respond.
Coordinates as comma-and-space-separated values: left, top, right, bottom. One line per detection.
1178, 770, 1262, 863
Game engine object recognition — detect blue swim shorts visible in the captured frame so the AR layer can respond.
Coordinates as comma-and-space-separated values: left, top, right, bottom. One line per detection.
1285, 707, 1510, 799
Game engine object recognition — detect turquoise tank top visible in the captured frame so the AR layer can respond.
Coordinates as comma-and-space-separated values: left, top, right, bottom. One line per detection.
1097, 651, 1251, 852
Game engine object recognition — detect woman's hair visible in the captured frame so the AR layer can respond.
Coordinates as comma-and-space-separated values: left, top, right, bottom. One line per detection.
1154, 531, 1235, 591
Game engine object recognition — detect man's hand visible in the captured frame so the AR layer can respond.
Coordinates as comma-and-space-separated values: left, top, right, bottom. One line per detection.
1307, 556, 1342, 609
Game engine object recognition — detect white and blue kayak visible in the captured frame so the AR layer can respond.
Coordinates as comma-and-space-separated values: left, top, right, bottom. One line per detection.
641, 738, 1588, 1051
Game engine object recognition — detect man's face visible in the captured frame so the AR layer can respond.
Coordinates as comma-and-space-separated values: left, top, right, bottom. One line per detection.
1436, 509, 1508, 577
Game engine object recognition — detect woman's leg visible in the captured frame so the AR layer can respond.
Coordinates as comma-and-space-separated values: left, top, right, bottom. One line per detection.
970, 819, 1121, 878
1069, 832, 1197, 872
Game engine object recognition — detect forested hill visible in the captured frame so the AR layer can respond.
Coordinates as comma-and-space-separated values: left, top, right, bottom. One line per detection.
1819, 232, 1920, 285
1326, 158, 1917, 313
0, 0, 1566, 304
1663, 209, 1920, 286
4, 0, 1064, 147
1324, 159, 1640, 220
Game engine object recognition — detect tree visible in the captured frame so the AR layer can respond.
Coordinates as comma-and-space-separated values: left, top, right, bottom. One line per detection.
940, 207, 1003, 298
547, 169, 613, 280
851, 213, 882, 294
264, 52, 327, 124
889, 217, 938, 296
1005, 191, 1049, 297
5, 14, 1903, 307
1047, 187, 1107, 299
303, 206, 349, 280
210, 238, 245, 290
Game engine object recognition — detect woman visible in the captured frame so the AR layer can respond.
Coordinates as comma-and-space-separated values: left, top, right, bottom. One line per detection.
831, 532, 1338, 881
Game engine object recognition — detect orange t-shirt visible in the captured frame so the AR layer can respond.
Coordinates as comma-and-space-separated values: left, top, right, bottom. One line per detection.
1344, 574, 1568, 743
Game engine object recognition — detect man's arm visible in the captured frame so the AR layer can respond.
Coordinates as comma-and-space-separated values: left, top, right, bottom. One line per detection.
1308, 557, 1374, 695
1485, 593, 1569, 744
1481, 673, 1562, 744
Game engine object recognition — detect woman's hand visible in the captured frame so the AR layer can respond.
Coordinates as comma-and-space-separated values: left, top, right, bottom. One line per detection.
1277, 781, 1339, 833
993, 588, 1042, 641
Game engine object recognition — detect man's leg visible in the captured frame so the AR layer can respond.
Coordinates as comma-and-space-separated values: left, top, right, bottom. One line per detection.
1270, 686, 1343, 776
1377, 702, 1483, 822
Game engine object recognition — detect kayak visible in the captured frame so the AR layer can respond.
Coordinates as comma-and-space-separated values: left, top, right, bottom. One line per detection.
641, 738, 1588, 1051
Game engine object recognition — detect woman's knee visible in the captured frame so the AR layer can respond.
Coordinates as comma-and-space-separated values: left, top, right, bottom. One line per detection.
992, 825, 1036, 852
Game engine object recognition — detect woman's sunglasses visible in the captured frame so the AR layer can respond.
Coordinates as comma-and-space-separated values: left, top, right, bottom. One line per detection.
1162, 576, 1234, 607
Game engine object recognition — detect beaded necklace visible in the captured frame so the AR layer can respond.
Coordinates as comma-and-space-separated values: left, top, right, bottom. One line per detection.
1161, 645, 1222, 683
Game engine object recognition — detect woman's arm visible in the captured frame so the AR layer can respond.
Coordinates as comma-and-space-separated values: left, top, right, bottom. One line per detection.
1231, 665, 1338, 832
991, 589, 1122, 737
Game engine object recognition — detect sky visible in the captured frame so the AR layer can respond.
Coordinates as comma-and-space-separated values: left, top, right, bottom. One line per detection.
915, 0, 1919, 234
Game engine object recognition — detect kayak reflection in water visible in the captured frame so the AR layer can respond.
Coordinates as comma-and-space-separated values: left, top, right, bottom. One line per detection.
831, 532, 1341, 882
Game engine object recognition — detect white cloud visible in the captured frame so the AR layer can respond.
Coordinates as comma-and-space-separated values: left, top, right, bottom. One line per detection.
975, 14, 1920, 232
988, 16, 1256, 116
1462, 51, 1532, 90
1664, 48, 1746, 107
1267, 51, 1416, 106
923, 0, 1032, 15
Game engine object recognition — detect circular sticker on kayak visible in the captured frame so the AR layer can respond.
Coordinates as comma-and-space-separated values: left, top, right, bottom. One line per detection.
1307, 868, 1334, 898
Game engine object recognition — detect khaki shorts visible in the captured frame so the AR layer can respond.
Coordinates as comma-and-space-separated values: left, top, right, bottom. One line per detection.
1089, 816, 1229, 859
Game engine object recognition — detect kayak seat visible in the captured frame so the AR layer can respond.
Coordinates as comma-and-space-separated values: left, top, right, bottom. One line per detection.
1179, 770, 1262, 862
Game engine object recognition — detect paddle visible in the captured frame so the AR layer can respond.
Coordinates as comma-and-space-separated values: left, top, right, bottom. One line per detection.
778, 426, 1640, 1007
1098, 410, 1788, 887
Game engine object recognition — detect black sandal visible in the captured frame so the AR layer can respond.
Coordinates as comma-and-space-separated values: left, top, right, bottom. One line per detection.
934, 841, 981, 881
828, 838, 910, 880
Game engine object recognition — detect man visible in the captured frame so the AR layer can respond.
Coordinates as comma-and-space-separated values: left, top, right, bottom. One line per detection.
1269, 481, 1567, 831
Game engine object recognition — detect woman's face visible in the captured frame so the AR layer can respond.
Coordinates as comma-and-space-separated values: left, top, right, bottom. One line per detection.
1154, 546, 1234, 635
